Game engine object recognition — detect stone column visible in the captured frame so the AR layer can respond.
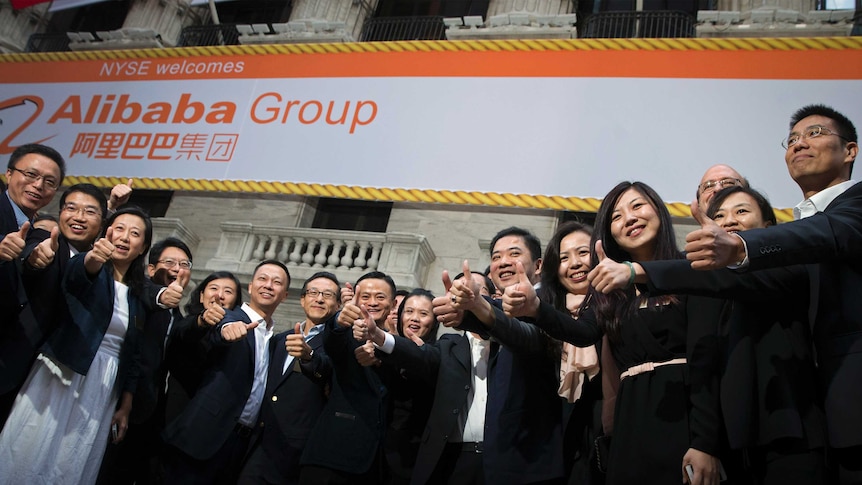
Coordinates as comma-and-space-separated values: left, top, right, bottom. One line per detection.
122, 0, 203, 47
289, 0, 380, 41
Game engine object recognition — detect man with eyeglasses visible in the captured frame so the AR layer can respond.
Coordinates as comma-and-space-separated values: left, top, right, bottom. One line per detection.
0, 144, 66, 426
239, 271, 339, 484
685, 104, 861, 483
99, 237, 194, 484
696, 164, 749, 214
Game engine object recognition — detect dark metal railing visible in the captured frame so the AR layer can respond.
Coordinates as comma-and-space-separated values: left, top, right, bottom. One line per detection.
25, 33, 73, 53
580, 10, 695, 38
360, 16, 446, 41
178, 24, 242, 47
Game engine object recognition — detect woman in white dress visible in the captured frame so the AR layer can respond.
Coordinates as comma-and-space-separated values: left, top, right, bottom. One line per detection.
0, 206, 152, 484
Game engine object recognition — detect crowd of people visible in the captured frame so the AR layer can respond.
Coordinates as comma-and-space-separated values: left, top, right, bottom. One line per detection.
0, 102, 859, 485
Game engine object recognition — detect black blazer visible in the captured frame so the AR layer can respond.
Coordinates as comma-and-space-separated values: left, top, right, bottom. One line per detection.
385, 301, 565, 484
639, 259, 826, 451
249, 324, 331, 482
737, 181, 862, 449
131, 303, 182, 425
161, 307, 260, 460
0, 194, 35, 394
45, 252, 144, 395
300, 314, 389, 475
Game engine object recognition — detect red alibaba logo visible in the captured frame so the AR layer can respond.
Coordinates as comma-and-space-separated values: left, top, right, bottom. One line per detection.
0, 95, 55, 154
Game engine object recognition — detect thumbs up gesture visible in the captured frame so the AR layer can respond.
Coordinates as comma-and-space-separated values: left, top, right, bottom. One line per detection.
684, 200, 746, 270
449, 260, 481, 312
159, 266, 190, 309
337, 288, 362, 328
340, 281, 355, 305
587, 240, 639, 294
353, 304, 384, 345
432, 270, 464, 328
85, 226, 116, 274
403, 326, 425, 347
0, 221, 30, 261
286, 322, 314, 361
28, 226, 60, 269
198, 299, 227, 328
108, 178, 134, 211
221, 319, 259, 342
502, 261, 540, 318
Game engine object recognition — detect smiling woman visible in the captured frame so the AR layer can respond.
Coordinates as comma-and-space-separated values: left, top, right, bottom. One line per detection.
0, 206, 152, 484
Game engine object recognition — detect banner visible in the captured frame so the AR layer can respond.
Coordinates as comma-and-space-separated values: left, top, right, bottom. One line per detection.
2, 39, 861, 209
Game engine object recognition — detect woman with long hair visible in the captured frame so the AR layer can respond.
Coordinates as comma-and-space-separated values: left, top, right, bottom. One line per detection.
0, 206, 153, 484
386, 288, 438, 485
506, 182, 725, 485
538, 221, 605, 485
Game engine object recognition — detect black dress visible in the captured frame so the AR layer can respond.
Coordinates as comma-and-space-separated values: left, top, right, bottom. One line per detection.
532, 295, 724, 485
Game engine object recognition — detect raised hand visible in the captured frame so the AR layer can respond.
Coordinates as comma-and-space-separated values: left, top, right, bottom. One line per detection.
403, 326, 425, 347
160, 266, 190, 308
198, 299, 227, 327
354, 340, 380, 367
353, 304, 384, 346
85, 226, 115, 274
684, 200, 745, 270
221, 320, 259, 342
340, 281, 354, 305
450, 260, 481, 312
432, 269, 464, 328
337, 288, 361, 328
0, 221, 29, 261
502, 260, 540, 318
286, 322, 314, 360
28, 226, 59, 269
588, 240, 636, 294
108, 178, 133, 211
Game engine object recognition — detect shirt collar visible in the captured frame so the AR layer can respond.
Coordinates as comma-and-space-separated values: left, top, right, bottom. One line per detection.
793, 179, 858, 220
241, 302, 273, 330
4, 191, 30, 229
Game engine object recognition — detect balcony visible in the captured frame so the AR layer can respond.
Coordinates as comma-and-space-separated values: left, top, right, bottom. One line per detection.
178, 24, 241, 47
581, 10, 695, 37
206, 223, 436, 290
25, 33, 71, 53
360, 16, 447, 41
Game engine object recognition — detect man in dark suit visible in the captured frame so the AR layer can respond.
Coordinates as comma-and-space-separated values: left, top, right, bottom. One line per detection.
363, 227, 564, 484
683, 104, 861, 483
98, 237, 193, 485
300, 271, 396, 485
0, 143, 66, 427
239, 271, 339, 484
162, 259, 290, 485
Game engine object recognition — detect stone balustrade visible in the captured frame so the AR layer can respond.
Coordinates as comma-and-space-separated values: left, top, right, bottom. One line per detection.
206, 223, 436, 289
696, 7, 856, 37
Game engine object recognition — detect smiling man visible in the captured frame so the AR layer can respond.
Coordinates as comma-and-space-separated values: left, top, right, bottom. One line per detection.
300, 270, 396, 485
162, 260, 290, 485
240, 271, 340, 485
684, 105, 861, 483
1, 181, 103, 428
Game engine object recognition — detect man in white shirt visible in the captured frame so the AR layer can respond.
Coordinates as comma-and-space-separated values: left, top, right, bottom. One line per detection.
684, 104, 861, 483
162, 259, 289, 485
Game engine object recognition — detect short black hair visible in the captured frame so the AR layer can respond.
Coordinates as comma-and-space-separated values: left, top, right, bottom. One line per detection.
8, 144, 66, 183
301, 271, 340, 293
356, 271, 396, 300
396, 288, 438, 344
489, 226, 542, 262
60, 183, 108, 221
184, 271, 243, 315
148, 237, 193, 265
253, 259, 291, 287
790, 104, 857, 143
790, 104, 857, 177
706, 185, 777, 227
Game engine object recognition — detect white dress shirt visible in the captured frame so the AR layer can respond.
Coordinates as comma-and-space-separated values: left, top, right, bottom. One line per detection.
237, 302, 274, 427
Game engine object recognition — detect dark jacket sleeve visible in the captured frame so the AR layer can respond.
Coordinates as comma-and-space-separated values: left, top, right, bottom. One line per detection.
641, 259, 808, 301
684, 295, 727, 455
